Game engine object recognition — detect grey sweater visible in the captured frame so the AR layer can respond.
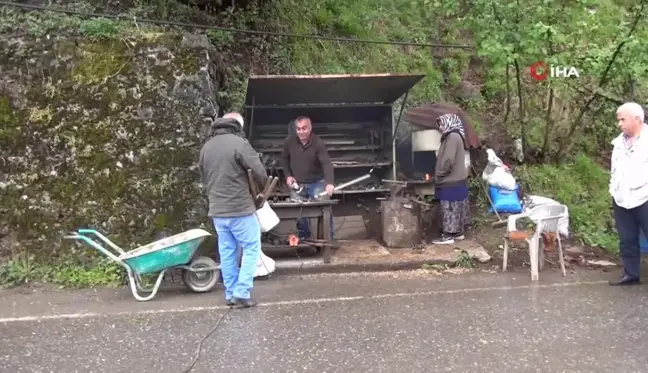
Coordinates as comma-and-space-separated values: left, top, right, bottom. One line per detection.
435, 132, 468, 186
280, 134, 334, 185
199, 118, 268, 217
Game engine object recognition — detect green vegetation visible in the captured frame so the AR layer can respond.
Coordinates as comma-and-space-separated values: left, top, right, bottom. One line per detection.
274, 0, 450, 105
455, 250, 477, 269
460, 0, 647, 161
0, 252, 123, 287
518, 156, 616, 251
2, 0, 647, 287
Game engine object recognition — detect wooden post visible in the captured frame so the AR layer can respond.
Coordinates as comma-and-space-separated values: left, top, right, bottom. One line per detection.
322, 205, 332, 263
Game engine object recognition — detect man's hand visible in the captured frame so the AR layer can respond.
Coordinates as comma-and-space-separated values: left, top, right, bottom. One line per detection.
286, 176, 296, 187
325, 184, 335, 196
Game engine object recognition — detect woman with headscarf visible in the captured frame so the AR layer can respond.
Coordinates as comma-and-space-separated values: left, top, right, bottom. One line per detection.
433, 113, 470, 244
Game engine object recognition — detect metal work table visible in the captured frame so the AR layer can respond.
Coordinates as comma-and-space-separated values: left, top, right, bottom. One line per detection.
269, 200, 338, 263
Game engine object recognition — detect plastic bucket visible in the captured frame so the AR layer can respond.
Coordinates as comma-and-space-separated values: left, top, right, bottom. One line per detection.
256, 201, 280, 233
641, 230, 648, 254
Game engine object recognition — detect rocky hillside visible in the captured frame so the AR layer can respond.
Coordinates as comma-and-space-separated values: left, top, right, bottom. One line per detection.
0, 28, 225, 254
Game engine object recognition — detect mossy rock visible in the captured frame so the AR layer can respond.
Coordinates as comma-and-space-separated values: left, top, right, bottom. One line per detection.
0, 32, 221, 257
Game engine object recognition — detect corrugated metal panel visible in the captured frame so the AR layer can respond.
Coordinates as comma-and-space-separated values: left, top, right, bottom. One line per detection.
245, 73, 425, 106
402, 102, 481, 148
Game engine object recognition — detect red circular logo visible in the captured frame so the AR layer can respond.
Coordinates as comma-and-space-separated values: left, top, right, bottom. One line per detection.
530, 61, 548, 81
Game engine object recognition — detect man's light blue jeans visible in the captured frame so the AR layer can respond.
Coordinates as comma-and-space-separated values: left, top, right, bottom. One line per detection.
212, 214, 261, 300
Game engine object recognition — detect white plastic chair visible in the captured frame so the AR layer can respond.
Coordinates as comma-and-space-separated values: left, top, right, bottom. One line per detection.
502, 204, 568, 281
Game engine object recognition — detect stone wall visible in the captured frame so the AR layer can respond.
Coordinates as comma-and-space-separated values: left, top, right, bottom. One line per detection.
0, 32, 222, 256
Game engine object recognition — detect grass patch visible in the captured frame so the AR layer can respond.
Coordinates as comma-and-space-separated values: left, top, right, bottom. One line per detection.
517, 155, 617, 252
272, 0, 471, 107
454, 250, 476, 268
0, 253, 124, 288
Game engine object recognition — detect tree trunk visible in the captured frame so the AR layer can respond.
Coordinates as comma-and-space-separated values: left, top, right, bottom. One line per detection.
542, 86, 555, 161
504, 64, 511, 123
513, 59, 527, 157
541, 29, 554, 161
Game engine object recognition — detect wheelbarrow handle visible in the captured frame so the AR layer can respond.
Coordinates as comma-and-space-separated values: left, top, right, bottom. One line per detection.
77, 228, 126, 254
63, 232, 128, 270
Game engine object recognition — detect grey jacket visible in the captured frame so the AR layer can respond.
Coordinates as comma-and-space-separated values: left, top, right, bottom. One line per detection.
199, 118, 268, 217
435, 132, 468, 186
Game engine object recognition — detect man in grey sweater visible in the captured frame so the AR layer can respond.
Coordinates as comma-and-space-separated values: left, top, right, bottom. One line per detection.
281, 116, 335, 239
199, 112, 268, 307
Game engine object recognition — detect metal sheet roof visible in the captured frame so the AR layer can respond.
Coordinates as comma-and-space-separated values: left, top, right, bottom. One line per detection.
245, 73, 425, 106
402, 102, 481, 148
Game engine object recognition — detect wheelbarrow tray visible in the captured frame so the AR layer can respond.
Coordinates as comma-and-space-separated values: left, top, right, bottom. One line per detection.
119, 229, 211, 274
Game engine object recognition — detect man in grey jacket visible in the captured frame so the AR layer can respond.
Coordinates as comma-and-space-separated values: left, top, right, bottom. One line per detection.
199, 112, 268, 307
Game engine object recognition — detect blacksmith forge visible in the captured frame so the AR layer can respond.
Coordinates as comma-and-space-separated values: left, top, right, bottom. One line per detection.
243, 74, 424, 257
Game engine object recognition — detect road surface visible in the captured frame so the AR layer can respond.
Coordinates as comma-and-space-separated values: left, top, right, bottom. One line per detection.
1, 268, 647, 373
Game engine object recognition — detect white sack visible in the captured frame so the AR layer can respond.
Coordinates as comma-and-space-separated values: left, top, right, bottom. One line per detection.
481, 148, 517, 190
255, 250, 276, 277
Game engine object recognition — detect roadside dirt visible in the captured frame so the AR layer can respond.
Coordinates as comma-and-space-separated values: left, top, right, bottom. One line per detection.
467, 213, 620, 273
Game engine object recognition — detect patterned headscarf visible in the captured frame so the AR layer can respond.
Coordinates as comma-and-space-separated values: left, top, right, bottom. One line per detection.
437, 113, 467, 148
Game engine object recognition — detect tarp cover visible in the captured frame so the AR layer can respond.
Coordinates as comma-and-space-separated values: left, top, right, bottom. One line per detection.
245, 73, 424, 106
402, 102, 481, 148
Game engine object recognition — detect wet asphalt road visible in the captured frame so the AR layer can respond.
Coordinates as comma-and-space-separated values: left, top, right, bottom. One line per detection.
1, 268, 648, 373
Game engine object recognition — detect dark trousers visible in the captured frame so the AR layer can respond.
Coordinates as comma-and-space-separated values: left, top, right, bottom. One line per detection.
292, 180, 335, 240
613, 200, 648, 279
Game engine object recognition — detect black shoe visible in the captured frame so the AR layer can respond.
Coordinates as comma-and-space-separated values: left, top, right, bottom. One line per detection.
433, 235, 455, 245
609, 275, 641, 286
233, 297, 258, 308
225, 298, 236, 306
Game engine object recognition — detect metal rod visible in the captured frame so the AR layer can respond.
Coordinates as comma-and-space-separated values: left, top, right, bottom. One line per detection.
470, 164, 504, 225
392, 91, 409, 146
382, 179, 407, 185
243, 103, 392, 109
248, 95, 256, 140
317, 172, 372, 196
391, 91, 409, 181
177, 266, 221, 272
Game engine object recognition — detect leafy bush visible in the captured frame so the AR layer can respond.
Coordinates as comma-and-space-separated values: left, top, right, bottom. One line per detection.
517, 155, 617, 251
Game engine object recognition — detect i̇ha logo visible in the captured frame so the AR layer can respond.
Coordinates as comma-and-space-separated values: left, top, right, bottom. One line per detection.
529, 61, 579, 81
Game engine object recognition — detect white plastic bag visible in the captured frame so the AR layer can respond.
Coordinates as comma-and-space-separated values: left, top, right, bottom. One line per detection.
255, 201, 280, 233
255, 250, 276, 277
482, 148, 517, 190
237, 245, 276, 278
524, 195, 570, 237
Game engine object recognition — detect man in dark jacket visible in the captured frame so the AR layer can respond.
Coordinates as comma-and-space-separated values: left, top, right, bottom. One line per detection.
199, 112, 268, 308
281, 116, 335, 239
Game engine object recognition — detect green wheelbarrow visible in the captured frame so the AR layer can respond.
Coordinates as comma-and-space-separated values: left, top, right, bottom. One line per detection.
63, 228, 220, 301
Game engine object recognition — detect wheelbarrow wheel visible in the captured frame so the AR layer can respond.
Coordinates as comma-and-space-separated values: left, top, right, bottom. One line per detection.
182, 256, 219, 293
